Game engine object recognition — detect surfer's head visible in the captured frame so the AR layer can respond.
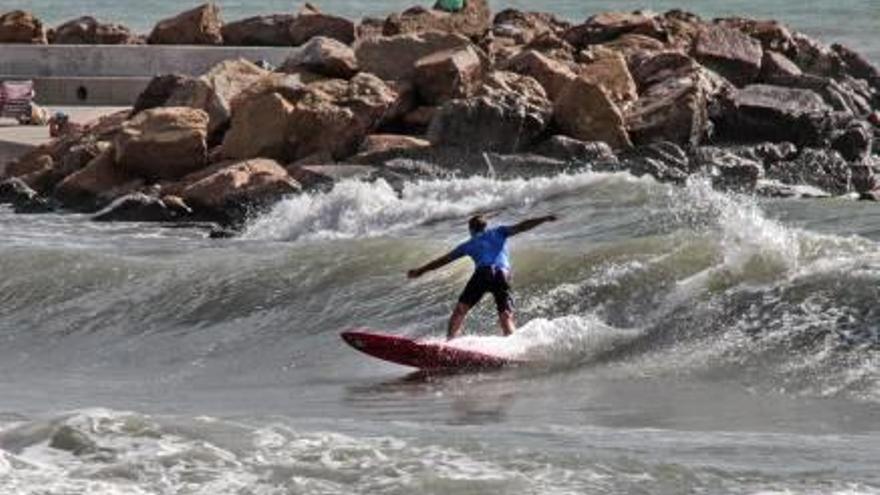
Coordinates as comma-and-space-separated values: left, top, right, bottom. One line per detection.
468, 215, 487, 235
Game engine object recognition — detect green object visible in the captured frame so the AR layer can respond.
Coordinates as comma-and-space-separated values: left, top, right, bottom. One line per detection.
436, 0, 464, 13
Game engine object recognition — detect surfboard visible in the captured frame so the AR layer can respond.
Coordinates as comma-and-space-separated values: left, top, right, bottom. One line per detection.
341, 329, 517, 370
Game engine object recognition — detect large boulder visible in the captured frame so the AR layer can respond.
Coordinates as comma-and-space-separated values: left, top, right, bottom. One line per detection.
180, 158, 300, 214
147, 3, 223, 45
502, 50, 576, 101
384, 0, 491, 39
693, 25, 763, 87
626, 51, 733, 147
577, 48, 638, 106
54, 149, 144, 212
132, 74, 192, 115
564, 11, 663, 49
286, 73, 401, 160
428, 77, 552, 153
279, 36, 359, 79
221, 14, 295, 46
413, 45, 486, 104
50, 16, 135, 44
492, 9, 570, 44
165, 59, 271, 136
0, 10, 46, 44
115, 107, 210, 181
221, 92, 294, 161
626, 77, 710, 148
717, 84, 833, 146
553, 76, 632, 150
355, 31, 471, 81
289, 11, 355, 46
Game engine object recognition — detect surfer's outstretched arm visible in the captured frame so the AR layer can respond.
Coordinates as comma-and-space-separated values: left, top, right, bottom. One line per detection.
508, 214, 558, 236
408, 251, 460, 278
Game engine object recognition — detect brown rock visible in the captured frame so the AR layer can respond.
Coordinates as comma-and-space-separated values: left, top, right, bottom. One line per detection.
577, 49, 638, 106
428, 77, 552, 152
481, 71, 549, 104
147, 3, 223, 45
280, 36, 359, 79
628, 51, 701, 90
132, 74, 192, 115
221, 14, 296, 46
115, 107, 210, 180
564, 11, 663, 49
359, 134, 431, 154
599, 33, 666, 61
715, 17, 795, 54
166, 59, 271, 136
289, 11, 355, 46
502, 50, 576, 101
791, 33, 844, 78
0, 10, 46, 44
626, 77, 710, 148
286, 73, 400, 160
5, 153, 53, 179
222, 92, 294, 161
413, 45, 486, 104
384, 0, 490, 39
358, 17, 385, 39
554, 77, 632, 150
355, 31, 471, 81
659, 10, 703, 51
54, 149, 143, 212
50, 16, 134, 44
492, 9, 570, 44
693, 25, 764, 86
760, 50, 803, 82
402, 106, 437, 129
181, 158, 300, 211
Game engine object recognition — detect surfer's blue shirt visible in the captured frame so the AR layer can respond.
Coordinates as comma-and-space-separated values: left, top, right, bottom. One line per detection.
450, 226, 512, 271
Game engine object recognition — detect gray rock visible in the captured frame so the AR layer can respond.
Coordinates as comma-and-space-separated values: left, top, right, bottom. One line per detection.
428, 91, 552, 153
530, 135, 618, 165
831, 120, 874, 163
768, 148, 851, 195
717, 84, 833, 146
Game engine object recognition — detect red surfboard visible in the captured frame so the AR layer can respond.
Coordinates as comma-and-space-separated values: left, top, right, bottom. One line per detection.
341, 329, 517, 370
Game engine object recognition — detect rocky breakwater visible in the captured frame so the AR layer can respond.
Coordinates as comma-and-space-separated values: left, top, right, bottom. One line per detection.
2, 2, 880, 233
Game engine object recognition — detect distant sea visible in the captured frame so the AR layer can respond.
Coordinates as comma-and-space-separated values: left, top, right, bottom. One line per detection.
3, 0, 878, 61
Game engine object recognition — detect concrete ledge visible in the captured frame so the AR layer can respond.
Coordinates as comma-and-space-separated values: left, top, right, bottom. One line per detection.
0, 44, 294, 78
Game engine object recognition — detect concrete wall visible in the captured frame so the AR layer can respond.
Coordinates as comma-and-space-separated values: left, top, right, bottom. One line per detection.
0, 45, 295, 105
0, 45, 294, 77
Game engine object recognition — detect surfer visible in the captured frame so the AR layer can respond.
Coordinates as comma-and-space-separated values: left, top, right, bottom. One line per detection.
407, 214, 558, 339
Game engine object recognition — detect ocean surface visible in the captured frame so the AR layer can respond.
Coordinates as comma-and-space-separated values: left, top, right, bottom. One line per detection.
2, 0, 879, 62
2, 171, 880, 494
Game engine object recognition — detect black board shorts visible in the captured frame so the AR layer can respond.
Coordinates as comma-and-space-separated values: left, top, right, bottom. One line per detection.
458, 266, 514, 313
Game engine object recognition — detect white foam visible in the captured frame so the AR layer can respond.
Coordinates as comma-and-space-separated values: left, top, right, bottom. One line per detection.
243, 172, 634, 241
435, 314, 640, 365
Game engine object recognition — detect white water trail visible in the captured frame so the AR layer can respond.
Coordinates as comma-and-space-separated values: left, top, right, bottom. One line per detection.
243, 172, 638, 241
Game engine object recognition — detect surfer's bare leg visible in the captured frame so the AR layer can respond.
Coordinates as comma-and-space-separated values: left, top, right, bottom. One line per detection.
499, 310, 516, 336
447, 302, 471, 340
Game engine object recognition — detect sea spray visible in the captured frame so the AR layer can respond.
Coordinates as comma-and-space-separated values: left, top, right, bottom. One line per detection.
242, 172, 647, 241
